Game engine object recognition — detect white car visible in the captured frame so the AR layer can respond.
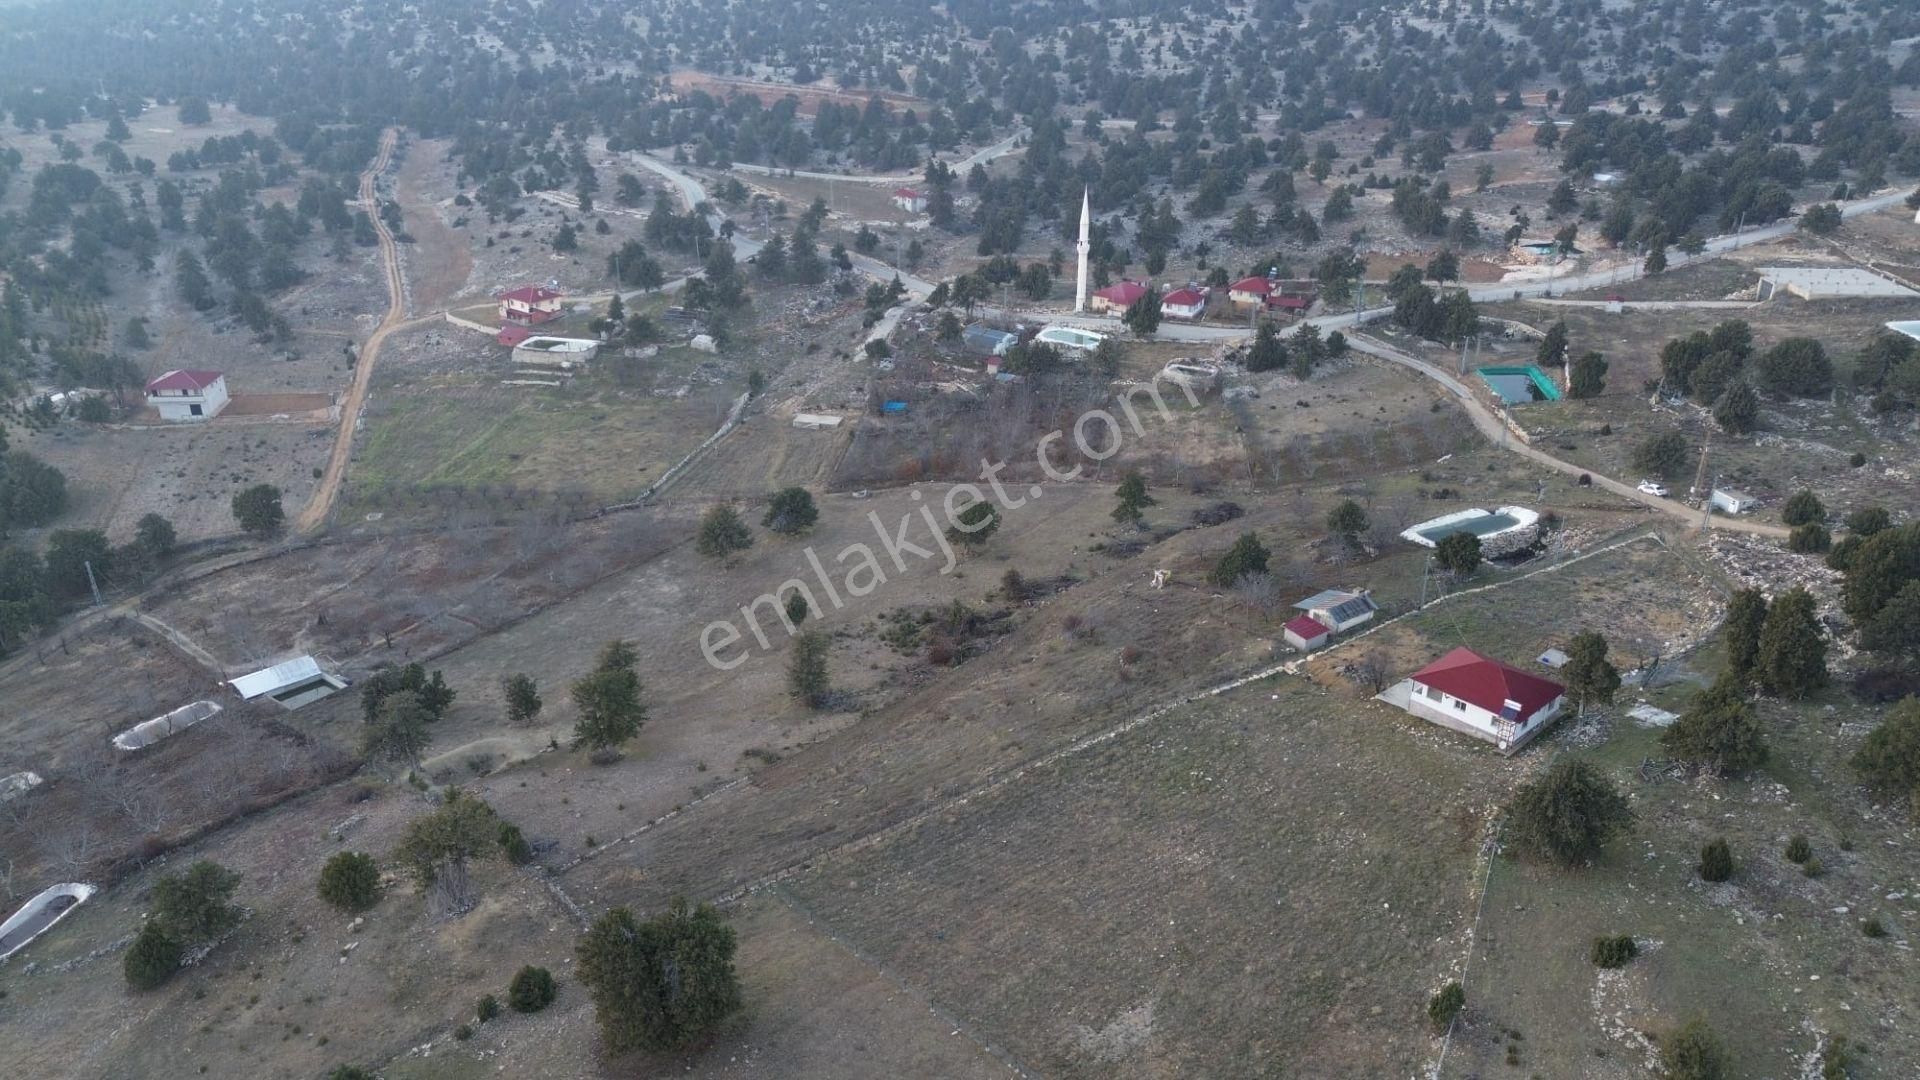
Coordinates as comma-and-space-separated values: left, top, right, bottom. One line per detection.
1637, 480, 1669, 497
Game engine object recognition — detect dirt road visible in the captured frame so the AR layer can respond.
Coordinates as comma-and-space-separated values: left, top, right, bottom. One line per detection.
294, 127, 402, 534
1343, 333, 1790, 538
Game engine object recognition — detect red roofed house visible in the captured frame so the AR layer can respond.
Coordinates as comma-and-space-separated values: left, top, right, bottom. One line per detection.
497, 323, 534, 348
499, 285, 565, 326
1089, 279, 1148, 314
1399, 647, 1566, 752
1265, 293, 1313, 317
1227, 275, 1273, 308
1161, 287, 1208, 321
891, 188, 927, 213
144, 369, 230, 422
1282, 615, 1331, 652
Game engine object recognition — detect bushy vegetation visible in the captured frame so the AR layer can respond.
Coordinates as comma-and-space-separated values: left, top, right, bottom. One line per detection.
1504, 758, 1633, 868
317, 851, 382, 914
507, 965, 557, 1013
576, 900, 742, 1053
1589, 934, 1637, 969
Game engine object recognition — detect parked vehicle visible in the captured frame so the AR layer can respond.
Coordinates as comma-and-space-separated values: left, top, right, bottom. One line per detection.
1636, 480, 1669, 497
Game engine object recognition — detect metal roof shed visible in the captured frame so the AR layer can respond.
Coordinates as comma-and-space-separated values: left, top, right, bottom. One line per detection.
229, 656, 346, 710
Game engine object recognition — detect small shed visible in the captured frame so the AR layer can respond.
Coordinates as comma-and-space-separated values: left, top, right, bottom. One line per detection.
1283, 615, 1331, 652
1710, 489, 1757, 514
1293, 588, 1379, 633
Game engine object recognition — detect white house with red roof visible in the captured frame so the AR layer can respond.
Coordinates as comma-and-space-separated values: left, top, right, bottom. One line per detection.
1161, 286, 1208, 321
891, 188, 927, 213
1089, 279, 1148, 314
498, 285, 565, 326
144, 369, 230, 421
1227, 275, 1274, 308
1397, 646, 1565, 753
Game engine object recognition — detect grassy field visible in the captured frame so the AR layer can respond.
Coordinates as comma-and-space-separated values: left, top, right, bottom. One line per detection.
346, 363, 732, 510
1449, 676, 1920, 1079
776, 675, 1519, 1078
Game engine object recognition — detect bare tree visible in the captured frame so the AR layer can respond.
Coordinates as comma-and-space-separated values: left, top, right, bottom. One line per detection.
1232, 572, 1284, 616
1352, 651, 1392, 694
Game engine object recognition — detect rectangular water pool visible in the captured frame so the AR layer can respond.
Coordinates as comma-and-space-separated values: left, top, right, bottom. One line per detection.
1416, 513, 1523, 543
1477, 365, 1561, 404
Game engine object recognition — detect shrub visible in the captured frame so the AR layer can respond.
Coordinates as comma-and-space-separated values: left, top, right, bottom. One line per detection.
577, 900, 743, 1053
1788, 523, 1832, 554
1589, 935, 1638, 968
1801, 857, 1823, 878
1000, 568, 1029, 601
498, 823, 533, 865
695, 505, 752, 558
1861, 917, 1887, 938
1781, 489, 1826, 527
1849, 451, 1867, 467
1785, 835, 1812, 864
1631, 431, 1690, 478
507, 965, 557, 1013
151, 860, 242, 944
1851, 697, 1920, 797
230, 483, 285, 537
1504, 758, 1634, 868
328, 1069, 374, 1080
1698, 838, 1734, 883
476, 993, 501, 1022
1426, 981, 1465, 1031
317, 851, 381, 914
453, 1023, 473, 1041
1662, 1018, 1732, 1080
123, 921, 183, 990
1209, 531, 1270, 587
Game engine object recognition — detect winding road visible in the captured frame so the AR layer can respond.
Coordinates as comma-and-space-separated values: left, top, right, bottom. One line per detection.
725, 128, 1026, 184
295, 126, 404, 534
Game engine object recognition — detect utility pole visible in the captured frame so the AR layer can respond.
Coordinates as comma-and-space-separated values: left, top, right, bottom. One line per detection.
1690, 428, 1713, 527
84, 560, 102, 607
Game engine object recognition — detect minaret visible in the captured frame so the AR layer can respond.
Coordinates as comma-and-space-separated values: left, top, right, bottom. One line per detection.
1074, 186, 1091, 313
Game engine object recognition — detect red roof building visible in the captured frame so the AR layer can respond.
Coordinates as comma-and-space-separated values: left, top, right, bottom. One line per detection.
1266, 294, 1312, 311
1227, 276, 1274, 306
1402, 647, 1566, 752
144, 369, 225, 394
144, 369, 230, 422
1282, 615, 1331, 651
891, 188, 927, 212
497, 323, 534, 347
1089, 279, 1148, 313
1161, 287, 1208, 320
499, 285, 565, 325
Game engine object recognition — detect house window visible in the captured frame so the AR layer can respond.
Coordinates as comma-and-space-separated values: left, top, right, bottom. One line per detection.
1423, 684, 1443, 701
1452, 700, 1465, 711
189, 403, 203, 416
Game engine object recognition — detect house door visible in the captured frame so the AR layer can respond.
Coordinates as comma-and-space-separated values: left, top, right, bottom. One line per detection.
189, 403, 203, 416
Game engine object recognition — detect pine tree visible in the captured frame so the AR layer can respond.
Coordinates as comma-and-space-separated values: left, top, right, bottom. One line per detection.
1504, 758, 1633, 868
123, 921, 183, 990
1122, 286, 1162, 338
1561, 631, 1620, 714
1325, 499, 1369, 547
502, 674, 542, 726
318, 852, 382, 913
762, 487, 819, 534
1246, 321, 1288, 372
1535, 321, 1570, 369
1850, 697, 1920, 798
576, 900, 743, 1053
1713, 382, 1759, 435
1112, 471, 1155, 524
1662, 676, 1769, 772
1210, 531, 1270, 587
1781, 489, 1825, 527
571, 641, 647, 753
696, 505, 753, 558
1756, 588, 1827, 698
787, 630, 831, 708
1698, 837, 1734, 882
1568, 352, 1607, 398
1722, 588, 1768, 681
